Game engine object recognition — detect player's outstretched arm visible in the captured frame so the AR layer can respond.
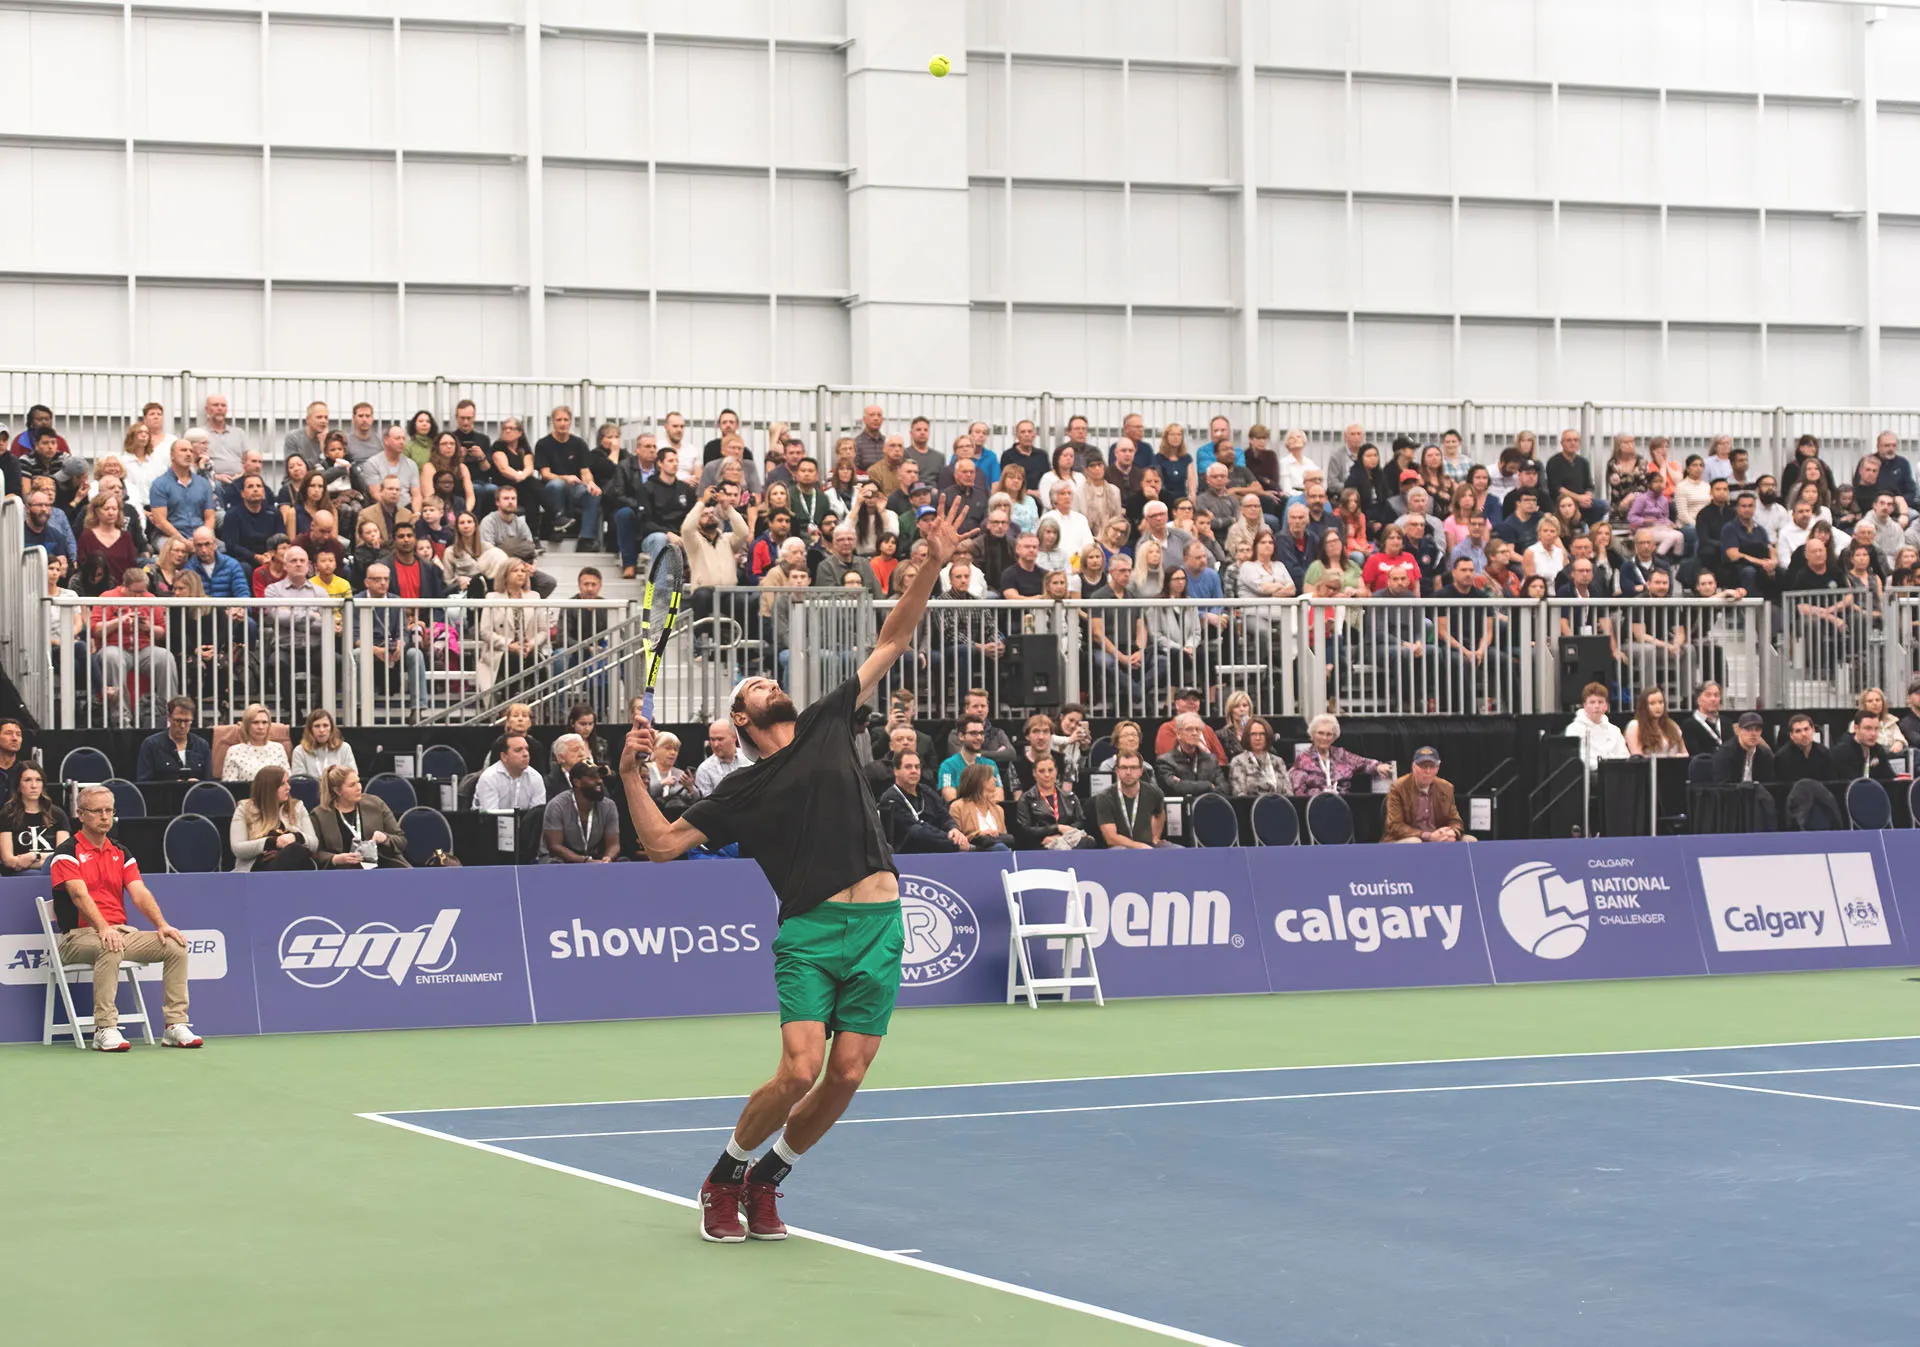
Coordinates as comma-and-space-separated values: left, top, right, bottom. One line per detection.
859, 494, 976, 696
619, 723, 708, 863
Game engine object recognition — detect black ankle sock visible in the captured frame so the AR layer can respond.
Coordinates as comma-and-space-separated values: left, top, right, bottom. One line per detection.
708, 1151, 750, 1185
747, 1149, 793, 1187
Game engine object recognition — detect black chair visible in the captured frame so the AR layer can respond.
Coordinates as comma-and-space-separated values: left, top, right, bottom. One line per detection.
1305, 792, 1354, 845
287, 774, 321, 811
399, 805, 454, 867
1846, 778, 1892, 830
1190, 792, 1239, 847
163, 814, 224, 873
363, 772, 418, 817
1687, 753, 1717, 785
58, 746, 113, 783
182, 780, 238, 819
1250, 794, 1299, 846
457, 771, 481, 810
1088, 736, 1113, 771
1908, 777, 1920, 828
420, 745, 468, 781
103, 778, 146, 820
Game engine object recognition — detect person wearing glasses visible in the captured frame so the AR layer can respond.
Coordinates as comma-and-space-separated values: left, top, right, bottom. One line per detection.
48, 786, 203, 1051
135, 696, 213, 783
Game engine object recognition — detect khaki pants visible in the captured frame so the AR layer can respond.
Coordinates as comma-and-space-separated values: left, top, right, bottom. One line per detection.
57, 926, 189, 1030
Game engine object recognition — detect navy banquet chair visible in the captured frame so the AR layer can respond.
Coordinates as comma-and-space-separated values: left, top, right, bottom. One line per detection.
181, 780, 238, 819
1305, 792, 1354, 845
399, 805, 454, 867
58, 746, 113, 783
163, 814, 225, 873
1908, 777, 1920, 828
1250, 794, 1299, 846
103, 779, 146, 820
363, 772, 418, 817
1845, 778, 1892, 831
420, 745, 468, 781
287, 775, 321, 812
1190, 792, 1239, 847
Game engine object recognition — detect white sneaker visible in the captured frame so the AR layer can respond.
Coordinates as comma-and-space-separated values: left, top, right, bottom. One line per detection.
94, 1027, 130, 1052
161, 1023, 204, 1049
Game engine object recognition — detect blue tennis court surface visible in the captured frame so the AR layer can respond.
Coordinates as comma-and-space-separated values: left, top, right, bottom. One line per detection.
368, 1038, 1920, 1346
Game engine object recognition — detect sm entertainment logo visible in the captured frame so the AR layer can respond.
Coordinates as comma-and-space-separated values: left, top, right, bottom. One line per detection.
278, 909, 461, 988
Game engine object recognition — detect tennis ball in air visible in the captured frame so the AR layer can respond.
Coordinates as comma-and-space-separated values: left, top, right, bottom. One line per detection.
929, 55, 951, 77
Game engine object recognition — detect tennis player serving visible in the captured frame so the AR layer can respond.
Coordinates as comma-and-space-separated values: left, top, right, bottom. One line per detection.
620, 495, 974, 1244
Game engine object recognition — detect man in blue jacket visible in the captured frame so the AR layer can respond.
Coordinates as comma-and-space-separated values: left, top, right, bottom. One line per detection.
186, 528, 251, 598
135, 698, 212, 783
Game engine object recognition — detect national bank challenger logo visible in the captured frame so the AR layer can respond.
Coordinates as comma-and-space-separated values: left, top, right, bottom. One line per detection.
1499, 859, 1670, 960
899, 874, 980, 985
278, 908, 502, 987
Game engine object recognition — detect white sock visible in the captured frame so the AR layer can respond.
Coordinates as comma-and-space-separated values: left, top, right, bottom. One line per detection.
771, 1137, 799, 1165
725, 1136, 753, 1163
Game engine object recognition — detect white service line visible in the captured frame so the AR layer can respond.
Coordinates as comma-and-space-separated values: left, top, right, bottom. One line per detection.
1666, 1076, 1920, 1114
459, 1061, 1920, 1143
379, 1033, 1920, 1115
357, 1112, 1243, 1347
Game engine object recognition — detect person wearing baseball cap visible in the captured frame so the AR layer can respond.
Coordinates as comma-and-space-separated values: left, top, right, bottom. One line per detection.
1712, 711, 1773, 785
1382, 745, 1472, 842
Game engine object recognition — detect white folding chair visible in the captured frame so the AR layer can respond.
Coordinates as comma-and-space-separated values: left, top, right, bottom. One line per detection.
36, 897, 154, 1049
1002, 867, 1105, 1009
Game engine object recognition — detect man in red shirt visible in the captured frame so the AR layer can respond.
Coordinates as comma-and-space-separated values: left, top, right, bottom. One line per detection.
49, 785, 202, 1051
384, 521, 448, 601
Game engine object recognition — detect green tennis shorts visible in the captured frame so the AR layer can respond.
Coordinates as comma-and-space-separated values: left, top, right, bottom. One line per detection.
772, 899, 905, 1037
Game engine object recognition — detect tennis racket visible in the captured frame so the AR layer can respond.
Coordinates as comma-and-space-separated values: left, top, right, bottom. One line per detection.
635, 543, 686, 727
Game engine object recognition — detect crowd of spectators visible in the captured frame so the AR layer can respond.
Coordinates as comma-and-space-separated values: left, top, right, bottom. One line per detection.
16, 392, 1920, 731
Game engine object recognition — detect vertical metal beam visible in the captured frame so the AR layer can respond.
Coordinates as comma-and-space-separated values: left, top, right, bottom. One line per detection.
393, 17, 407, 361
1002, 2, 1015, 379
524, 0, 548, 376
123, 2, 137, 361
646, 25, 658, 376
1861, 3, 1883, 405
768, 31, 779, 381
261, 8, 274, 369
1233, 0, 1259, 395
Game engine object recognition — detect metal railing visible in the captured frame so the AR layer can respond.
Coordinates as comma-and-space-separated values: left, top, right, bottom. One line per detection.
15, 364, 1920, 487
16, 581, 1906, 731
1544, 597, 1771, 710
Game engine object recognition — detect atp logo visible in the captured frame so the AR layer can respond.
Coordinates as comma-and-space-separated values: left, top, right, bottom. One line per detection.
1499, 862, 1590, 959
279, 909, 460, 988
898, 875, 979, 986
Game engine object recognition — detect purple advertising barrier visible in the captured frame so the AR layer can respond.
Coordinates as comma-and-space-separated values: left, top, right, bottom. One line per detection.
1469, 836, 1709, 985
522, 862, 776, 1023
248, 867, 533, 1034
1685, 832, 1909, 974
1249, 843, 1493, 992
0, 874, 262, 1045
1880, 831, 1920, 961
1005, 850, 1272, 1000
894, 852, 1020, 1009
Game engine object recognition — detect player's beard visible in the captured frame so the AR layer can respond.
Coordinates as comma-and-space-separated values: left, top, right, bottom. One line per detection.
747, 691, 798, 731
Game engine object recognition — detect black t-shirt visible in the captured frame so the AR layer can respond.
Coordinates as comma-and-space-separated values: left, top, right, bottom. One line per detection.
535, 434, 585, 478
681, 677, 896, 922
9, 805, 67, 857
1000, 563, 1046, 597
490, 438, 534, 486
1094, 783, 1164, 845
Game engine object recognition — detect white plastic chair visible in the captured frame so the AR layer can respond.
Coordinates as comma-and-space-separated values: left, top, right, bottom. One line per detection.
36, 896, 154, 1049
1002, 867, 1105, 1009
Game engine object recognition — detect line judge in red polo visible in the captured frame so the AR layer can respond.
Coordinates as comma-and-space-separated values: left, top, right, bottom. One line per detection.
48, 784, 203, 1052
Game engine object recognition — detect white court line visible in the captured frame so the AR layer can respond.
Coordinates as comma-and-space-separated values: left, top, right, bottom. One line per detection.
458, 1062, 1920, 1143
382, 1033, 1920, 1115
357, 1112, 1242, 1347
1667, 1076, 1920, 1114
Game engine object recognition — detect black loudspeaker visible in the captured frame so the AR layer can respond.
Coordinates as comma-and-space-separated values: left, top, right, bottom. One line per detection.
1003, 634, 1061, 706
1558, 635, 1613, 710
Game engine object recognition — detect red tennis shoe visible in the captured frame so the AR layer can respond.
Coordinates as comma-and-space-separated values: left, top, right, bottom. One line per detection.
742, 1180, 787, 1240
698, 1180, 747, 1243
